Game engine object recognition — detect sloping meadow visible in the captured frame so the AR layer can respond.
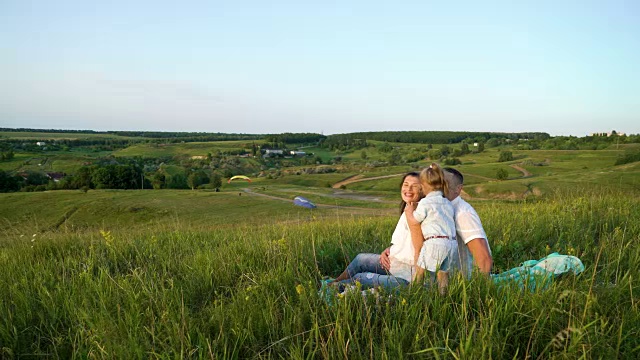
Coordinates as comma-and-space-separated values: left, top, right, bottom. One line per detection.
1, 190, 639, 358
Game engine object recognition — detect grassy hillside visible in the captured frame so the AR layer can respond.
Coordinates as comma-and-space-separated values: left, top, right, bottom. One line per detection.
112, 141, 263, 158
1, 189, 638, 358
2, 130, 639, 357
0, 189, 391, 237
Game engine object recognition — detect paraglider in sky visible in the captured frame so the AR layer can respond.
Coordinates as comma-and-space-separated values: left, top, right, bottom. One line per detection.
293, 196, 317, 209
227, 175, 251, 184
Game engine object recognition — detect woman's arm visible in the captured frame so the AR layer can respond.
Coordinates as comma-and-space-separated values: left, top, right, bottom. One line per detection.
404, 202, 426, 282
380, 247, 391, 270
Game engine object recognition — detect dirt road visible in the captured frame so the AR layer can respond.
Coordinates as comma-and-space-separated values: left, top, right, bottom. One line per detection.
510, 164, 533, 177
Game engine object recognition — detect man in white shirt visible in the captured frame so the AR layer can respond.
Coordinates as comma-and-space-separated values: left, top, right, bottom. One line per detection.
443, 167, 492, 277
380, 167, 493, 277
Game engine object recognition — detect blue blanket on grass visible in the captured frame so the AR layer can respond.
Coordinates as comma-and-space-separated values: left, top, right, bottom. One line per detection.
491, 252, 585, 291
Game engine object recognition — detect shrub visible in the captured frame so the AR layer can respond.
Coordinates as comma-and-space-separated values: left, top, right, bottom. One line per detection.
615, 151, 640, 165
496, 168, 509, 180
498, 151, 513, 162
443, 157, 462, 166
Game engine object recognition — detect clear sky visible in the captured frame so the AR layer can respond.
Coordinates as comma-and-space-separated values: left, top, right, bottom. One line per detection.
1, 0, 638, 136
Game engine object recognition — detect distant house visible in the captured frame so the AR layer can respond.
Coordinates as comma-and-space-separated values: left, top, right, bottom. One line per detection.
591, 131, 626, 137
46, 172, 66, 182
36, 142, 46, 146
290, 151, 306, 157
263, 149, 284, 157
473, 143, 478, 147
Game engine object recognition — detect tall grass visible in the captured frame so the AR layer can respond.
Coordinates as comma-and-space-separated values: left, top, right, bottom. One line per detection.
1, 189, 639, 358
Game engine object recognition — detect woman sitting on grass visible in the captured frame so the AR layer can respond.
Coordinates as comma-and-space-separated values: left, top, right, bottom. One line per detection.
325, 171, 428, 291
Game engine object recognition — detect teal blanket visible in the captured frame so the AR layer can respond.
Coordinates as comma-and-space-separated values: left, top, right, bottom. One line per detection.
491, 252, 585, 291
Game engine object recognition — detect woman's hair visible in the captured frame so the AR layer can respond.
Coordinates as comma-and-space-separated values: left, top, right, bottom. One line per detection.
399, 171, 421, 215
420, 163, 449, 197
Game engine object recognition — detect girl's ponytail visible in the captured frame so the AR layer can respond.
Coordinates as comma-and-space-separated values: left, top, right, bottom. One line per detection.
420, 163, 449, 197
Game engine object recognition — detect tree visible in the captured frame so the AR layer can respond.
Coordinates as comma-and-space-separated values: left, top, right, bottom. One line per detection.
0, 150, 14, 161
24, 171, 49, 186
486, 138, 501, 148
428, 149, 442, 160
388, 150, 402, 166
378, 142, 393, 153
477, 142, 485, 153
498, 151, 513, 162
166, 173, 189, 189
361, 150, 368, 160
460, 143, 470, 155
0, 170, 20, 192
210, 173, 222, 190
71, 166, 94, 189
152, 171, 166, 189
440, 145, 451, 157
187, 171, 210, 190
443, 157, 462, 166
496, 168, 509, 180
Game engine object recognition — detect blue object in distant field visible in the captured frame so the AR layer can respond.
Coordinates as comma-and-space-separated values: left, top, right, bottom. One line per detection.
293, 196, 317, 209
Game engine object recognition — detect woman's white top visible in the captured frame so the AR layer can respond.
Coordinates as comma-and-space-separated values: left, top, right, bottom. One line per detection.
388, 212, 415, 282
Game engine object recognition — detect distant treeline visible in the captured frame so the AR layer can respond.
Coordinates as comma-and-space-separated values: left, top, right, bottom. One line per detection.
0, 128, 328, 145
321, 131, 551, 150
4, 128, 639, 150
326, 131, 550, 144
113, 132, 264, 142
0, 128, 108, 134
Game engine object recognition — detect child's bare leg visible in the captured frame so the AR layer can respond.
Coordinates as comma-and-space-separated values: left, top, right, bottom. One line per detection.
437, 271, 449, 295
412, 266, 425, 285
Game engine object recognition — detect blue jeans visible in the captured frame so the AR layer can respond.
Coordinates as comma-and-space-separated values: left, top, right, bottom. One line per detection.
339, 253, 409, 291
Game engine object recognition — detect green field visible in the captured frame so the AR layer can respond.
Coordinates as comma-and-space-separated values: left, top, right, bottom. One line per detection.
113, 141, 264, 158
1, 188, 639, 358
0, 189, 389, 237
2, 132, 640, 357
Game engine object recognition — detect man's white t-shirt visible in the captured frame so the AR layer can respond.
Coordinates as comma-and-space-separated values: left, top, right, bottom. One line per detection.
450, 196, 492, 278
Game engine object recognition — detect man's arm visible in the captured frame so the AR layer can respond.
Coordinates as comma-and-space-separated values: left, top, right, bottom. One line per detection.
466, 238, 492, 275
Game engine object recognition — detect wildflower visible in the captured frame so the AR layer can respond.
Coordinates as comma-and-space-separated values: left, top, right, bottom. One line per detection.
20, 235, 24, 238
100, 230, 114, 247
296, 284, 305, 295
401, 298, 407, 306
32, 234, 37, 237
245, 296, 250, 301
